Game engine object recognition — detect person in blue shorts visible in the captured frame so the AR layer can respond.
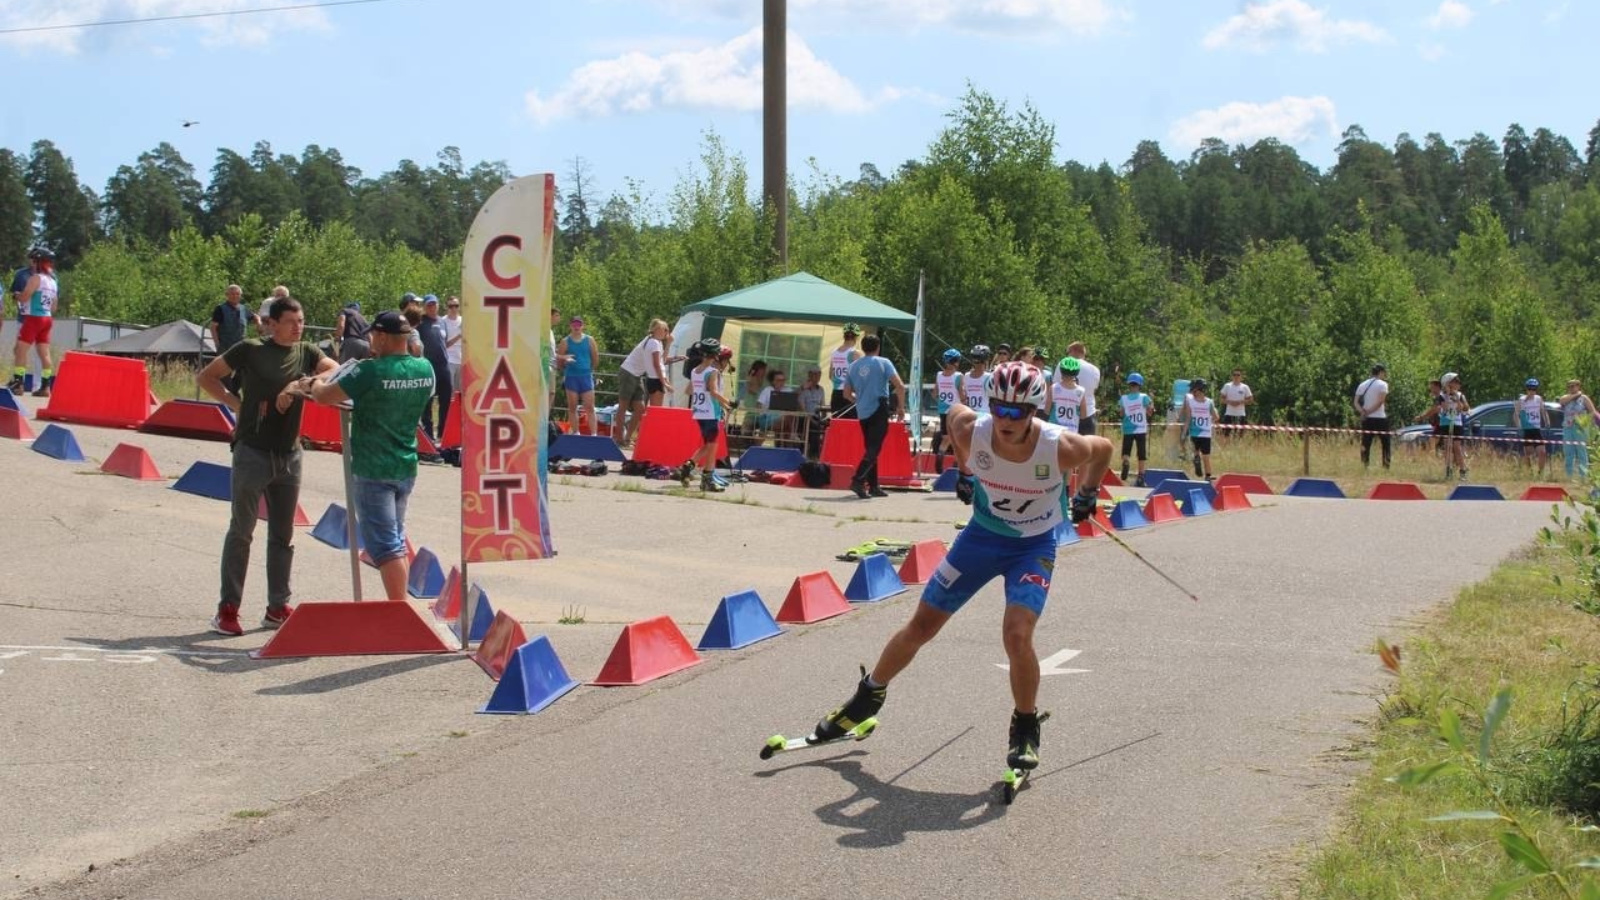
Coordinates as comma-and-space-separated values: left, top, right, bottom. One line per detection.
807, 361, 1113, 774
556, 315, 599, 435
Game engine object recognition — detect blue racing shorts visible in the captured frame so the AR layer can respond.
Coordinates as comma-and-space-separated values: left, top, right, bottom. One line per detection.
563, 373, 595, 394
922, 523, 1058, 617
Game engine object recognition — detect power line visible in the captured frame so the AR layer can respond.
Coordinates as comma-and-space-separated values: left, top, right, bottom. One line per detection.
0, 0, 403, 36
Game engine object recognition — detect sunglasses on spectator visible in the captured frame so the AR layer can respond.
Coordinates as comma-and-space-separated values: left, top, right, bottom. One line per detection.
448, 302, 460, 308
990, 400, 1032, 420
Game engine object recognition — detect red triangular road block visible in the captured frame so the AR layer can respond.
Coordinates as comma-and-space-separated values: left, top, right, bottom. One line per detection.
1143, 493, 1182, 523
258, 496, 312, 527
1520, 484, 1570, 502
0, 407, 34, 441
249, 600, 453, 658
1075, 507, 1116, 537
431, 566, 462, 620
1216, 484, 1253, 511
416, 427, 439, 456
774, 571, 852, 624
897, 540, 947, 584
590, 615, 702, 686
101, 442, 163, 480
471, 611, 529, 681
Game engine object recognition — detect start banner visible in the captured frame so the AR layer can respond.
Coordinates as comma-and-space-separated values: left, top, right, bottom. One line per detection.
459, 174, 556, 562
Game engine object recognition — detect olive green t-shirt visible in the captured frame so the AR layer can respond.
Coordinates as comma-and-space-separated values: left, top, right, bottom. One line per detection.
339, 353, 437, 481
222, 339, 327, 453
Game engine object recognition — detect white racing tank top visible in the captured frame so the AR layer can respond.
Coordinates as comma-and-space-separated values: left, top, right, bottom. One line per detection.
690, 366, 719, 419
961, 371, 988, 412
968, 417, 1067, 538
1186, 395, 1214, 438
1051, 383, 1084, 432
829, 349, 853, 389
935, 371, 959, 414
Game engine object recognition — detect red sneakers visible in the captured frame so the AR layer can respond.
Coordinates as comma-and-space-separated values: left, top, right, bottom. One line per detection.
261, 605, 295, 630
211, 605, 243, 636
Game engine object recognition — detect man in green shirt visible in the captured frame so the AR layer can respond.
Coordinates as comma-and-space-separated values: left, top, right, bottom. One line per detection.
311, 310, 437, 600
198, 296, 338, 635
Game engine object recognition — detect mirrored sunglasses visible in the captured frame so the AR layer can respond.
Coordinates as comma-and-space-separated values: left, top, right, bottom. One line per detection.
990, 400, 1032, 420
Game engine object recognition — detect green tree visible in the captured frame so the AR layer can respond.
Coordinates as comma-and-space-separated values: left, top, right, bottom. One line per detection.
24, 140, 99, 267
1216, 240, 1325, 423
102, 143, 202, 244
0, 149, 33, 265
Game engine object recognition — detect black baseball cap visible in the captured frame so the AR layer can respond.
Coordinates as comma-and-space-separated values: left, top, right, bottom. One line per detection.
373, 310, 412, 334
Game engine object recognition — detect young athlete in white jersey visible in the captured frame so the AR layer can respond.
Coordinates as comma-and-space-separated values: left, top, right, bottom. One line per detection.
958, 345, 991, 414
1049, 357, 1087, 434
1117, 372, 1156, 487
1519, 378, 1549, 475
1179, 378, 1218, 481
683, 341, 735, 492
934, 349, 962, 472
827, 323, 862, 417
804, 362, 1113, 775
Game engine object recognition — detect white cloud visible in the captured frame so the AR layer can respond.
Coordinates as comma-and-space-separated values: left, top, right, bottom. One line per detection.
635, 0, 1126, 37
527, 28, 907, 124
1426, 0, 1474, 29
1169, 96, 1339, 149
1202, 0, 1388, 53
0, 0, 329, 53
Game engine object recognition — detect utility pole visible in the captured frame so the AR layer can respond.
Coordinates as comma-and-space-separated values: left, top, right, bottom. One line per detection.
763, 0, 787, 270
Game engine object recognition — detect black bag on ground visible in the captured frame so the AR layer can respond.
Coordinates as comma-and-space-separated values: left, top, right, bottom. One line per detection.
797, 460, 831, 488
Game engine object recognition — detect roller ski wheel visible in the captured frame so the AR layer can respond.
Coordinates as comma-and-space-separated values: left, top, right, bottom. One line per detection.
674, 462, 695, 487
759, 717, 878, 760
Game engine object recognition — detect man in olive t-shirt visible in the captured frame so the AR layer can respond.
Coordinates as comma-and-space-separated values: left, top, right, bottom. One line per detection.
312, 310, 436, 600
197, 297, 337, 636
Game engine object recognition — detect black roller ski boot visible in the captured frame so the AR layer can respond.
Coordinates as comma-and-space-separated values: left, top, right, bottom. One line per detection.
1193, 453, 1204, 478
1007, 710, 1042, 771
813, 667, 886, 743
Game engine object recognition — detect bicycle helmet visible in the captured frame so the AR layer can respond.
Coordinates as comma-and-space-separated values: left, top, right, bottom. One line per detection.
1034, 347, 1049, 365
986, 361, 1049, 408
1190, 377, 1208, 393
1126, 372, 1145, 387
842, 323, 861, 336
1056, 356, 1081, 376
968, 344, 992, 361
1525, 378, 1540, 389
27, 245, 54, 261
940, 348, 962, 365
696, 337, 721, 356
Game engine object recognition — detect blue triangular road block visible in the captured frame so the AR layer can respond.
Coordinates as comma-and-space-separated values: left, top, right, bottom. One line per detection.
844, 553, 907, 602
0, 391, 20, 413
449, 586, 495, 642
171, 460, 230, 499
407, 546, 446, 598
1448, 484, 1505, 501
31, 423, 85, 461
1054, 519, 1081, 546
1285, 477, 1346, 499
478, 635, 581, 715
1108, 498, 1150, 530
1182, 488, 1214, 516
931, 468, 960, 492
698, 590, 783, 650
310, 503, 358, 549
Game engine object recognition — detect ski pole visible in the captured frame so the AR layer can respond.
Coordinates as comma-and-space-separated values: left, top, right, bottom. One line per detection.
1095, 524, 1200, 603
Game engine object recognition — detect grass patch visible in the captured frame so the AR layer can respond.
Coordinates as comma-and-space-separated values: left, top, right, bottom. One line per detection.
148, 360, 205, 403
1297, 537, 1600, 899
557, 604, 585, 625
231, 809, 270, 820
446, 730, 468, 739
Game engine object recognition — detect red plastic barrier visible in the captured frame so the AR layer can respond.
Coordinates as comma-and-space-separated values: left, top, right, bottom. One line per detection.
633, 406, 727, 467
775, 571, 852, 624
1520, 484, 1570, 502
898, 540, 948, 584
1143, 493, 1182, 523
439, 393, 462, 448
1216, 484, 1253, 511
101, 442, 162, 480
299, 401, 342, 450
37, 352, 151, 429
1216, 473, 1274, 495
471, 611, 529, 681
820, 420, 914, 480
1368, 481, 1427, 501
250, 601, 453, 658
590, 615, 702, 686
140, 399, 235, 442
0, 407, 35, 441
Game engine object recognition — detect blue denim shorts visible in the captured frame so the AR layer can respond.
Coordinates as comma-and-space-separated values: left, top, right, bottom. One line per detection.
354, 475, 416, 564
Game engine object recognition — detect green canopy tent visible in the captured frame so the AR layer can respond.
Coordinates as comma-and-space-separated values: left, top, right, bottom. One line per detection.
670, 271, 915, 406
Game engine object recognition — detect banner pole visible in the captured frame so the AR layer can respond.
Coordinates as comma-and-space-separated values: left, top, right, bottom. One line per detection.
340, 405, 363, 602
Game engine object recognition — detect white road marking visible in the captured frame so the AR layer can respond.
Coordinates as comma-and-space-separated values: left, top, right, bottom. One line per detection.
0, 645, 248, 657
996, 647, 1090, 675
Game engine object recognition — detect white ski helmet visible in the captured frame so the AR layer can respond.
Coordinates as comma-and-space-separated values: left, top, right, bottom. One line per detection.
986, 361, 1049, 408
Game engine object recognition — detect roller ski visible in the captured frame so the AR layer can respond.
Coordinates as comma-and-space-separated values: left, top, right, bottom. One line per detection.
700, 472, 726, 493
835, 538, 914, 562
761, 667, 885, 760
674, 461, 696, 487
1000, 710, 1050, 804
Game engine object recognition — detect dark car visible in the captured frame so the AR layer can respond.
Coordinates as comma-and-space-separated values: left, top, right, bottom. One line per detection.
1397, 399, 1565, 454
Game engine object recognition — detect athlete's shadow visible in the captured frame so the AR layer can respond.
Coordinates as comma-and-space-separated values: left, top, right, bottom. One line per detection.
810, 756, 1004, 848
59, 633, 295, 675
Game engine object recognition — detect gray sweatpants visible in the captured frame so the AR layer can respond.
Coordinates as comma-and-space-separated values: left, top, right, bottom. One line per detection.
219, 444, 303, 613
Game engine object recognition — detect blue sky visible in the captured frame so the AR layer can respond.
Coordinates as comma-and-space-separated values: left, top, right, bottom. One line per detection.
3, 0, 1595, 210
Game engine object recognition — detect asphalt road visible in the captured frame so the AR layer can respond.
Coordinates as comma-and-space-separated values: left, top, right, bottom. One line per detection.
0, 405, 1557, 900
